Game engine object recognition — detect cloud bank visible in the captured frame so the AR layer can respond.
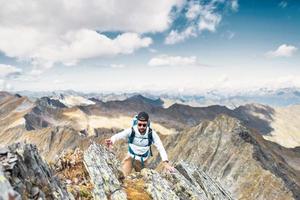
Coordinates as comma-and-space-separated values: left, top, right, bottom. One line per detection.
0, 0, 183, 73
266, 44, 298, 58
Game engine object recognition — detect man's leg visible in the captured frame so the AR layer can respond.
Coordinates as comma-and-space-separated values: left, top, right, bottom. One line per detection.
133, 158, 148, 172
122, 155, 132, 176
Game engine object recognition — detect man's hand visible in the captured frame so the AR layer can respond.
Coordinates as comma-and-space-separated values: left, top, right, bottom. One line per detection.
105, 138, 113, 149
163, 161, 176, 173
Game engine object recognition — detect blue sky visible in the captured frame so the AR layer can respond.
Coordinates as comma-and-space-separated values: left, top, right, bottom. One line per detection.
0, 0, 299, 94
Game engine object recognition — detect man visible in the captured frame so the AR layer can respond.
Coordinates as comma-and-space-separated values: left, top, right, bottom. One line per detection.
105, 111, 175, 176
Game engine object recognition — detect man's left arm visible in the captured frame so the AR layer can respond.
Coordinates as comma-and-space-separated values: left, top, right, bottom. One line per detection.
152, 130, 175, 172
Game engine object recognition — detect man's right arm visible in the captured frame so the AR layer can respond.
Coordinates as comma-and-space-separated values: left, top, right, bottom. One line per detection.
110, 128, 131, 144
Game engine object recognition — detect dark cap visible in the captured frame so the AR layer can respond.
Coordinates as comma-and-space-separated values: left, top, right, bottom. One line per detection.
137, 111, 149, 121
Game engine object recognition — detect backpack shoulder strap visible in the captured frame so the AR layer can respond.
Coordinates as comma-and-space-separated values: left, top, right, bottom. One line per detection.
128, 127, 135, 144
148, 128, 153, 146
148, 128, 154, 156
129, 127, 153, 146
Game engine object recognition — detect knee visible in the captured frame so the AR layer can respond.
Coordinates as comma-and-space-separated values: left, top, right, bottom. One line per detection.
122, 155, 132, 165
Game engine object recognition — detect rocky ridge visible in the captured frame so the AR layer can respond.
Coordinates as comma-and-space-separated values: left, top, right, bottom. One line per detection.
0, 142, 233, 200
160, 114, 299, 199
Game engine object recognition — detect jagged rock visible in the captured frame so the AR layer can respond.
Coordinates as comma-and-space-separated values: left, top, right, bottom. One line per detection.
83, 142, 127, 200
0, 167, 21, 200
30, 186, 41, 198
138, 161, 233, 200
83, 142, 233, 200
0, 147, 9, 155
140, 169, 180, 200
0, 142, 73, 200
162, 169, 208, 200
169, 161, 232, 200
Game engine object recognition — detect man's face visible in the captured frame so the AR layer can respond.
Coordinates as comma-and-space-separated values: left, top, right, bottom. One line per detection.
137, 120, 148, 134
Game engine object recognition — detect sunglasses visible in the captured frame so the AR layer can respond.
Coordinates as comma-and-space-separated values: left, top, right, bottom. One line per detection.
137, 123, 147, 127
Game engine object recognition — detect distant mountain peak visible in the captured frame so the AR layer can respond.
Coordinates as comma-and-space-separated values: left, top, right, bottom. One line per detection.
126, 94, 163, 107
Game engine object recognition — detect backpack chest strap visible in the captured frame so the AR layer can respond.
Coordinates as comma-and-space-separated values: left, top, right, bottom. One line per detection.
128, 127, 154, 146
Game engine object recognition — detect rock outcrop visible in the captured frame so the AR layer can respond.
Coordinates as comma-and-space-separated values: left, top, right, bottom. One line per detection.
83, 142, 233, 200
0, 143, 72, 200
164, 162, 233, 200
83, 142, 127, 200
0, 166, 21, 200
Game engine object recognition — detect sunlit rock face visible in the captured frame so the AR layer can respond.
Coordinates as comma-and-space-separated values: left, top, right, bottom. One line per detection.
83, 142, 233, 200
161, 114, 299, 199
0, 142, 72, 200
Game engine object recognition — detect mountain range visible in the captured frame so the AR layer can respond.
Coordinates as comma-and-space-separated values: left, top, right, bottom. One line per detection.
0, 90, 299, 199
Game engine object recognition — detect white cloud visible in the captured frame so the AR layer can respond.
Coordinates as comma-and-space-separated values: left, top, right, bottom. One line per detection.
54, 79, 64, 84
148, 55, 197, 66
209, 74, 234, 91
266, 44, 298, 58
165, 0, 231, 45
0, 0, 183, 33
0, 64, 22, 77
186, 3, 201, 20
198, 11, 222, 32
0, 0, 184, 73
273, 75, 300, 88
188, 1, 222, 32
0, 64, 21, 91
165, 26, 197, 45
231, 0, 239, 12
3, 82, 13, 91
279, 1, 288, 8
0, 28, 152, 73
0, 79, 7, 91
37, 31, 152, 64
